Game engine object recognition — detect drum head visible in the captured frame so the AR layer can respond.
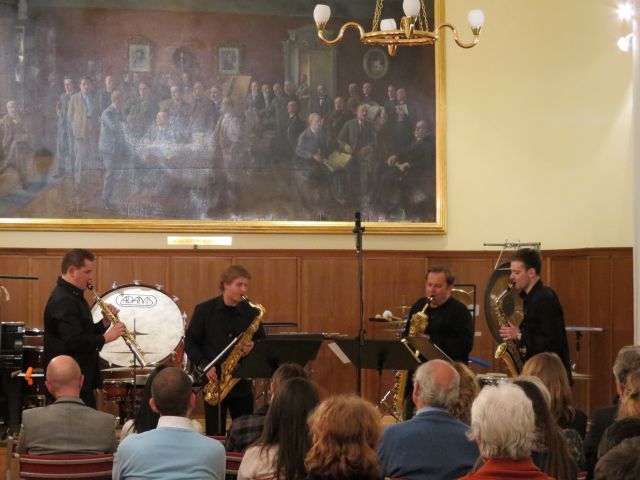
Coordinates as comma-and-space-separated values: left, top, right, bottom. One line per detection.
91, 284, 184, 367
483, 262, 524, 344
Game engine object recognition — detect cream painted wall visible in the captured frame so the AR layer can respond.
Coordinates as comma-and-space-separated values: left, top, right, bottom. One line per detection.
0, 0, 632, 251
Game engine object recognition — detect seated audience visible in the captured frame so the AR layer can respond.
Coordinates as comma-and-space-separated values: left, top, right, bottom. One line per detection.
513, 377, 577, 480
617, 368, 640, 419
120, 364, 202, 440
113, 367, 225, 480
449, 362, 480, 425
17, 355, 116, 455
227, 362, 307, 452
305, 395, 382, 480
523, 352, 587, 437
594, 436, 640, 480
238, 377, 319, 480
597, 417, 640, 460
459, 382, 554, 480
377, 359, 479, 480
585, 345, 640, 480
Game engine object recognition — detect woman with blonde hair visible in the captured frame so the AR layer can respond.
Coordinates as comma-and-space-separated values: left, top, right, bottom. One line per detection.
617, 368, 640, 419
305, 395, 382, 480
449, 362, 480, 425
522, 352, 587, 437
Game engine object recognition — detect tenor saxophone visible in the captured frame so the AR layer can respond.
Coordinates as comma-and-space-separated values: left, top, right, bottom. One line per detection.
492, 283, 523, 376
389, 297, 432, 420
203, 296, 265, 406
87, 283, 148, 367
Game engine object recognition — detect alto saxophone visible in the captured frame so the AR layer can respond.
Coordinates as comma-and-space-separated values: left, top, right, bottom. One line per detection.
87, 283, 148, 367
389, 297, 432, 420
203, 296, 265, 406
492, 283, 523, 376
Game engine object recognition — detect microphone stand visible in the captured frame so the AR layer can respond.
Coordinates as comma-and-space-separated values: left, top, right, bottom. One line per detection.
353, 211, 365, 396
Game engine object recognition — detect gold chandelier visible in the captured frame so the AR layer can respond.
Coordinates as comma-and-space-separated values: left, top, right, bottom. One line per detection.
313, 0, 485, 56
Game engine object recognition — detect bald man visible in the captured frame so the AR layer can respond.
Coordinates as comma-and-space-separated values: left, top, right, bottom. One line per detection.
17, 355, 116, 455
377, 360, 479, 480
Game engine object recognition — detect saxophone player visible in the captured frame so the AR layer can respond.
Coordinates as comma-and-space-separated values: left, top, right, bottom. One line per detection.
44, 249, 126, 408
185, 265, 265, 435
499, 248, 572, 382
405, 267, 475, 363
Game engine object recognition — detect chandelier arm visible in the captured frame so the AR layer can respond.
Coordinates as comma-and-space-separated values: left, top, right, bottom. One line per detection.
317, 22, 366, 45
436, 23, 479, 49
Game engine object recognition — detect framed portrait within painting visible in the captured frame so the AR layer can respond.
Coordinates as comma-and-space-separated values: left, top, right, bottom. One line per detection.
128, 39, 151, 72
218, 46, 240, 75
0, 0, 446, 234
363, 48, 388, 80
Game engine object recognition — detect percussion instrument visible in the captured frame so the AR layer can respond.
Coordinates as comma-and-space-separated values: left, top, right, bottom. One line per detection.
102, 378, 134, 402
477, 372, 508, 388
91, 283, 185, 368
23, 328, 43, 347
0, 322, 24, 370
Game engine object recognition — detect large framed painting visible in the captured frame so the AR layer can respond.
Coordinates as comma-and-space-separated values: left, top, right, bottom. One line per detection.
0, 0, 446, 234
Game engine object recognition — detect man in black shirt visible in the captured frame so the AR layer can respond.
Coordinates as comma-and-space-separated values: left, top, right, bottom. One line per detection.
43, 249, 125, 408
405, 267, 474, 363
185, 265, 265, 435
499, 248, 572, 381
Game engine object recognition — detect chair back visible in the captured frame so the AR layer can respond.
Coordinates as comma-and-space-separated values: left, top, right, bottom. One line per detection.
17, 453, 114, 479
225, 451, 244, 479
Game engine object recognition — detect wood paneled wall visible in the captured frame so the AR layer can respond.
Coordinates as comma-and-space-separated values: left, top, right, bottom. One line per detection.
0, 247, 633, 414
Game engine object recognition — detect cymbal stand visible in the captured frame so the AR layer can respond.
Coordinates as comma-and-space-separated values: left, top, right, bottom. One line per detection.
353, 211, 365, 396
483, 241, 541, 270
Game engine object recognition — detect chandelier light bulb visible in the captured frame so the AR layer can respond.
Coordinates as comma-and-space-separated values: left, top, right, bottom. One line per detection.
313, 4, 331, 24
380, 18, 397, 31
467, 9, 485, 29
617, 2, 635, 21
403, 0, 421, 17
617, 33, 633, 52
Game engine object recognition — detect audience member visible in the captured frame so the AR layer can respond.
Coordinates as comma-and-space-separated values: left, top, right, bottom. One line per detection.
459, 382, 553, 480
227, 362, 308, 452
377, 360, 479, 480
523, 352, 587, 437
120, 365, 202, 441
305, 395, 382, 480
617, 368, 640, 419
585, 345, 640, 479
513, 377, 577, 480
113, 367, 225, 480
238, 378, 319, 480
594, 436, 640, 480
597, 417, 640, 459
449, 362, 480, 425
17, 355, 116, 455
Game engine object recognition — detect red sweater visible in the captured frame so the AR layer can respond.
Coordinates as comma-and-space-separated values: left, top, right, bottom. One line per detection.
458, 458, 555, 480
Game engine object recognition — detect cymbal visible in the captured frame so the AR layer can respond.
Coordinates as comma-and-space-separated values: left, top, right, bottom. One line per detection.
111, 351, 159, 354
101, 366, 153, 372
369, 317, 405, 325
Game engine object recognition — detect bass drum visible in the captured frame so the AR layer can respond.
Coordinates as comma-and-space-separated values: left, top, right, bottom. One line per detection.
91, 283, 185, 368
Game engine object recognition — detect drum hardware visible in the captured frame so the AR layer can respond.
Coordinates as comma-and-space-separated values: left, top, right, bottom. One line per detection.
154, 284, 163, 290
483, 241, 541, 270
477, 372, 508, 387
133, 279, 141, 285
112, 281, 118, 289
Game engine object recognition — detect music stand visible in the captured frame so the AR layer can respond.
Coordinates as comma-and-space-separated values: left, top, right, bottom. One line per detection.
404, 337, 453, 363
233, 334, 324, 379
333, 339, 422, 373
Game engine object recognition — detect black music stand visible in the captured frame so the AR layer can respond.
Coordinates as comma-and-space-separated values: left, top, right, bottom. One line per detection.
404, 337, 453, 363
332, 339, 423, 373
233, 334, 324, 379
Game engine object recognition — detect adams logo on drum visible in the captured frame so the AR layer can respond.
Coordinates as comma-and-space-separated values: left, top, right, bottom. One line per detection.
116, 294, 158, 308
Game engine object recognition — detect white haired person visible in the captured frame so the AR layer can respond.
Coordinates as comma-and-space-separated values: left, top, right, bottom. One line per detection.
459, 382, 555, 480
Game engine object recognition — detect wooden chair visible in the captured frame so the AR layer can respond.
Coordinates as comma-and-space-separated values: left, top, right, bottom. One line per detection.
16, 453, 114, 479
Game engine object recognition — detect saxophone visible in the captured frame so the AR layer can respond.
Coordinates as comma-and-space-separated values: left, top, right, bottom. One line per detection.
87, 283, 148, 367
389, 297, 432, 420
492, 283, 523, 377
203, 296, 265, 406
